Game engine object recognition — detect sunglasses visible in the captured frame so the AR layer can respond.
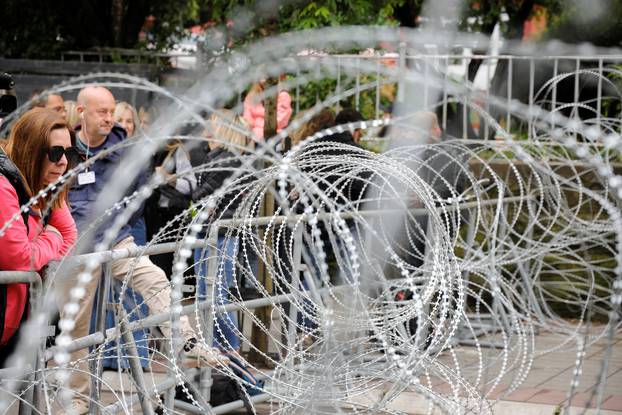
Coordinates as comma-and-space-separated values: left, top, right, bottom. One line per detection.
45, 146, 81, 165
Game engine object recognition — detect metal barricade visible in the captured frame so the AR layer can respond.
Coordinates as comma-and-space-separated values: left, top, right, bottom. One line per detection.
0, 194, 532, 414
0, 271, 41, 415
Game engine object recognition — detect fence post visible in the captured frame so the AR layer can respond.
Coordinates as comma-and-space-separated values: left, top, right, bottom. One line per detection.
375, 59, 381, 120
355, 57, 361, 111
528, 58, 535, 141
200, 224, 219, 401
506, 56, 512, 135
484, 56, 491, 139
597, 58, 603, 132
551, 58, 559, 129
286, 226, 304, 356
17, 272, 44, 415
424, 57, 429, 109
336, 57, 342, 114
397, 42, 406, 104
118, 308, 155, 415
296, 61, 300, 115
89, 262, 112, 415
249, 91, 276, 365
573, 58, 581, 140
442, 56, 449, 130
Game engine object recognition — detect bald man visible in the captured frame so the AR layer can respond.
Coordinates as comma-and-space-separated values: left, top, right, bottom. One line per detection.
58, 86, 225, 414
75, 86, 116, 147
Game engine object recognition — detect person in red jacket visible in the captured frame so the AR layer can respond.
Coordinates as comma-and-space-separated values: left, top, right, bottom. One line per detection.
243, 78, 292, 141
0, 108, 78, 366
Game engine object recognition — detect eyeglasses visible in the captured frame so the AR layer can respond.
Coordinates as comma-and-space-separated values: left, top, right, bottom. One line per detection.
45, 146, 81, 165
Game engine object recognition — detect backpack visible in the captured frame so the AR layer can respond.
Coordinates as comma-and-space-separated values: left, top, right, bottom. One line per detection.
0, 149, 33, 354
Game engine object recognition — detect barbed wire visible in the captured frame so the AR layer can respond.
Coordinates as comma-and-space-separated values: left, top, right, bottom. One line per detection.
1, 24, 621, 415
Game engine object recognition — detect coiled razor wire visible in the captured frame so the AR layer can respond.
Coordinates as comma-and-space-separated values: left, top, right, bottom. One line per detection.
0, 25, 621, 415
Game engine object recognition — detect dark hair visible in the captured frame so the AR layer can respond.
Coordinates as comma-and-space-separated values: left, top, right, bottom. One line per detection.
335, 108, 364, 125
290, 108, 335, 145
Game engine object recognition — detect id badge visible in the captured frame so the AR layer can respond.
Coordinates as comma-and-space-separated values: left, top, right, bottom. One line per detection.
77, 171, 96, 185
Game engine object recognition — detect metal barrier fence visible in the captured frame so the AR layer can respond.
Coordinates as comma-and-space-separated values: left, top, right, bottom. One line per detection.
0, 192, 532, 414
292, 53, 622, 140
47, 49, 622, 143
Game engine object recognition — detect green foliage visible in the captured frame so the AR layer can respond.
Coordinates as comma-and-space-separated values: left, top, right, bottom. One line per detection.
147, 0, 202, 50
7, 0, 619, 63
602, 64, 622, 119
0, 0, 65, 58
280, 0, 404, 30
0, 0, 204, 58
460, 0, 564, 39
545, 0, 622, 47
454, 145, 619, 321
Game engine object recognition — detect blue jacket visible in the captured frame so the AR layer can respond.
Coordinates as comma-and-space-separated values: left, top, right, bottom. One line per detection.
69, 124, 138, 246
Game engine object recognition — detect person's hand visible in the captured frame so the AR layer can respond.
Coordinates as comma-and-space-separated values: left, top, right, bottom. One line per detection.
155, 165, 166, 177
155, 166, 176, 185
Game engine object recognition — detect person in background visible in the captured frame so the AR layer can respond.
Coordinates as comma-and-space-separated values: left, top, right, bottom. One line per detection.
334, 108, 365, 146
408, 111, 442, 144
138, 106, 151, 130
0, 108, 78, 367
59, 86, 225, 414
93, 100, 150, 372
193, 109, 253, 352
114, 102, 145, 244
304, 108, 371, 285
115, 101, 139, 139
277, 108, 337, 336
315, 108, 369, 204
290, 108, 336, 147
146, 137, 197, 275
64, 100, 80, 129
32, 92, 68, 121
383, 110, 448, 271
243, 76, 292, 141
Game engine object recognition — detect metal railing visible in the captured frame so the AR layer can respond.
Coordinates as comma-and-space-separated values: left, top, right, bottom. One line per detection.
0, 193, 542, 414
291, 53, 622, 141
60, 48, 194, 69
53, 48, 622, 143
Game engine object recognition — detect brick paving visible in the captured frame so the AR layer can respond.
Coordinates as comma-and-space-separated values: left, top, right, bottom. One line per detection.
17, 322, 616, 414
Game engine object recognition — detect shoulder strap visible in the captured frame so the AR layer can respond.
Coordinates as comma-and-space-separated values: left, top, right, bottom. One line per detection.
0, 149, 31, 232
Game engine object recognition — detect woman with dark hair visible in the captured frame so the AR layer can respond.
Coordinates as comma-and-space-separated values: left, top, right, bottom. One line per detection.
0, 108, 78, 366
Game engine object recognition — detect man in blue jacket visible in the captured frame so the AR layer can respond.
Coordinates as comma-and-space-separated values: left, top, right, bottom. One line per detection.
56, 86, 223, 414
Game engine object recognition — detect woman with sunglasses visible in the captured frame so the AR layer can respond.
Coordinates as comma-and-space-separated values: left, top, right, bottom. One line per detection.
0, 108, 78, 366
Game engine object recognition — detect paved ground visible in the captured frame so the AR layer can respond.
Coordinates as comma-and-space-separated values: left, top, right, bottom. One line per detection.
252, 322, 622, 414
5, 322, 620, 414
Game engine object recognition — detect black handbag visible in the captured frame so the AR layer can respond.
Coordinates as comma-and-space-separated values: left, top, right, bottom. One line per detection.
157, 184, 192, 211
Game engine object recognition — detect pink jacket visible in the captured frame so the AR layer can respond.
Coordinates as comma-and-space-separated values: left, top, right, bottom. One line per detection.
0, 175, 77, 344
243, 90, 293, 141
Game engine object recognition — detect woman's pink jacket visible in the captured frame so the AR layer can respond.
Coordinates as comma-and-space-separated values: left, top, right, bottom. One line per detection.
0, 176, 77, 344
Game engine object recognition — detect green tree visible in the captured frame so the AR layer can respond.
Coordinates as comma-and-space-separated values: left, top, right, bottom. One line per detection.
0, 0, 201, 58
545, 0, 622, 47
3, 0, 620, 60
193, 0, 408, 45
460, 0, 563, 40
